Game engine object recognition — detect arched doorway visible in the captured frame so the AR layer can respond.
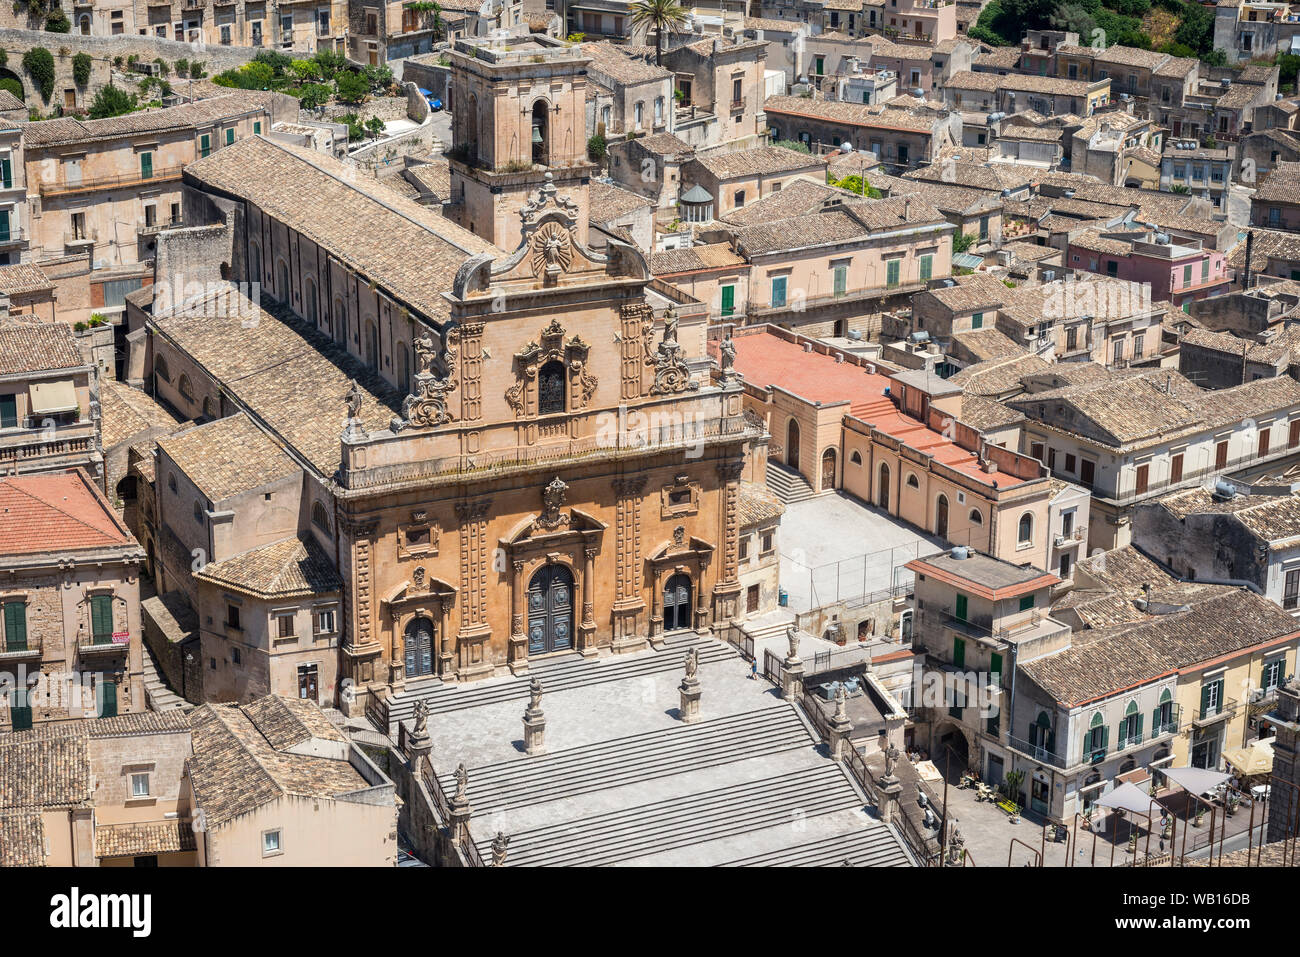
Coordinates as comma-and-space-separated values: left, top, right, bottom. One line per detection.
404, 617, 436, 677
531, 99, 549, 166
878, 462, 890, 509
527, 565, 573, 655
663, 572, 693, 632
786, 419, 800, 470
935, 494, 949, 538
820, 447, 836, 491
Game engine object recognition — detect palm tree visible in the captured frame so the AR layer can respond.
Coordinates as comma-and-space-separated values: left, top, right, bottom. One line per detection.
629, 0, 687, 66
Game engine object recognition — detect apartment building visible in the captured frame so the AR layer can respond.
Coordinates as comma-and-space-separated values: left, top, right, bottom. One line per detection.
0, 323, 102, 482
763, 94, 962, 169
1008, 372, 1300, 550
1160, 141, 1233, 212
943, 71, 1110, 118
682, 144, 826, 220
1066, 230, 1232, 308
0, 469, 147, 731
1252, 161, 1300, 231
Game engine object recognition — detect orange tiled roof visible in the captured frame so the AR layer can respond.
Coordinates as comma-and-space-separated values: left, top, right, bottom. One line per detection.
0, 470, 136, 557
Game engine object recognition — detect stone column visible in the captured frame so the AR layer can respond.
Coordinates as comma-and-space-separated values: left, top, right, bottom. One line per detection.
523, 678, 546, 755
508, 559, 528, 675
649, 567, 664, 648
828, 685, 853, 760
782, 626, 805, 701
579, 545, 598, 657
679, 647, 702, 723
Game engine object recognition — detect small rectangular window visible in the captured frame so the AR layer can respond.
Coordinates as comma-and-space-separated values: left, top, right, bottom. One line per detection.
131, 773, 150, 798
262, 829, 282, 855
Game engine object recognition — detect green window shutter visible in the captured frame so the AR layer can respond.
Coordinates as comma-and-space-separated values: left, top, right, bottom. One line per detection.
0, 393, 14, 430
1200, 682, 1211, 716
3, 602, 26, 651
1135, 713, 1144, 743
952, 636, 965, 667
833, 265, 846, 296
225, 127, 235, 145
11, 689, 31, 730
886, 258, 900, 287
955, 593, 968, 621
721, 285, 734, 316
971, 312, 983, 329
1047, 730, 1055, 754
91, 595, 113, 642
200, 134, 210, 157
0, 157, 10, 189
141, 152, 152, 179
1152, 706, 1161, 733
99, 680, 117, 718
0, 209, 9, 243
920, 254, 932, 281
1019, 594, 1035, 611
990, 652, 1002, 680
254, 121, 262, 135
1101, 724, 1109, 752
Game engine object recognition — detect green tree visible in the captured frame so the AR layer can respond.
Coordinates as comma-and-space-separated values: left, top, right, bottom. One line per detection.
773, 138, 811, 154
253, 49, 293, 75
290, 58, 319, 83
587, 132, 606, 161
312, 49, 347, 80
629, 0, 686, 65
21, 47, 55, 101
87, 84, 138, 119
72, 52, 91, 87
365, 115, 386, 140
44, 8, 70, 32
335, 70, 369, 104
297, 82, 332, 110
0, 77, 22, 101
953, 232, 976, 253
832, 174, 882, 198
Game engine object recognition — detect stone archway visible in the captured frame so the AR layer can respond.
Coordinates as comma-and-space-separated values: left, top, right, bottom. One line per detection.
0, 67, 24, 102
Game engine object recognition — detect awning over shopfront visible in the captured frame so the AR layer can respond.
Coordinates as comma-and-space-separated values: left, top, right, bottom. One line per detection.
1096, 781, 1159, 817
1162, 766, 1231, 797
1223, 738, 1274, 778
29, 379, 78, 415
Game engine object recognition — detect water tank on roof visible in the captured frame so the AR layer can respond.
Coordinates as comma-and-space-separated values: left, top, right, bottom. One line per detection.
1155, 233, 1170, 244
951, 546, 971, 560
910, 330, 931, 343
1212, 477, 1239, 500
841, 141, 853, 152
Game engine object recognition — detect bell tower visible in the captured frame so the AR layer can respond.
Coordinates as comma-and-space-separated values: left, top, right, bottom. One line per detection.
447, 34, 595, 251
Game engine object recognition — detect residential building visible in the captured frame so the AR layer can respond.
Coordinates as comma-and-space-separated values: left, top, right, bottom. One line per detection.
1008, 372, 1300, 550
0, 323, 102, 482
1252, 161, 1300, 232
0, 469, 147, 731
942, 71, 1111, 118
1160, 141, 1233, 212
1066, 230, 1232, 308
185, 695, 397, 865
763, 94, 962, 170
737, 482, 783, 617
681, 144, 827, 220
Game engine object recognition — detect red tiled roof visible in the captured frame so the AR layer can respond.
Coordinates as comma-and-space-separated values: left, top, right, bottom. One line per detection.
714, 330, 1028, 489
0, 470, 136, 556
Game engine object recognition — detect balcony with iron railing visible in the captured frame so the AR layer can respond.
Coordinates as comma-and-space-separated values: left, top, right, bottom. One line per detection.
0, 635, 42, 661
78, 634, 129, 657
39, 165, 184, 197
1195, 696, 1238, 726
1005, 734, 1069, 770
139, 215, 184, 237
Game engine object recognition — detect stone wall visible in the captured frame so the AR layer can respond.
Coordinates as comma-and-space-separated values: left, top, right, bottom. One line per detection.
0, 27, 259, 106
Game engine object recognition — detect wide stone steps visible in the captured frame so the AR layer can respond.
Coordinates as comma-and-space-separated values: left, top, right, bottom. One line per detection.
765, 461, 818, 504
384, 635, 738, 730
716, 826, 912, 867
483, 763, 861, 867
441, 706, 814, 815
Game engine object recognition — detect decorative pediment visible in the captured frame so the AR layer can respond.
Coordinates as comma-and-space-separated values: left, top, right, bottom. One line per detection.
450, 174, 649, 299
394, 328, 459, 431
505, 319, 598, 416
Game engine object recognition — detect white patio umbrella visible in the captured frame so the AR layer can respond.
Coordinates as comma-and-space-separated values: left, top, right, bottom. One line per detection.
1162, 766, 1231, 797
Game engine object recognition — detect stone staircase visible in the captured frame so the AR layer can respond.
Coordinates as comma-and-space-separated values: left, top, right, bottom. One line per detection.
716, 827, 912, 867
378, 632, 738, 735
438, 706, 816, 816
477, 763, 865, 867
141, 639, 190, 713
765, 461, 818, 504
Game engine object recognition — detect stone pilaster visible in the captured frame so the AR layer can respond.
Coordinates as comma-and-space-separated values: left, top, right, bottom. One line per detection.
610, 475, 647, 653
712, 457, 744, 629
508, 559, 528, 675
579, 545, 598, 656
457, 321, 485, 422
454, 499, 493, 680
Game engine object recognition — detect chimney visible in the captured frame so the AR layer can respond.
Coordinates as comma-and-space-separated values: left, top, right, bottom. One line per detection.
903, 199, 911, 220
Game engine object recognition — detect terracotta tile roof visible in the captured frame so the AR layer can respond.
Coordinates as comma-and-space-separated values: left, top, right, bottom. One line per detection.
582, 42, 674, 85
634, 131, 694, 157
242, 693, 346, 750
19, 91, 274, 147
950, 327, 1024, 361
402, 159, 450, 200
157, 412, 300, 503
716, 329, 1031, 490
739, 480, 784, 527
589, 180, 652, 223
920, 273, 1008, 313
764, 95, 943, 132
947, 70, 1102, 97
0, 734, 92, 809
957, 393, 1025, 431
692, 144, 825, 180
0, 470, 138, 558
997, 125, 1065, 142
99, 380, 184, 450
95, 820, 196, 858
1026, 589, 1297, 706
1255, 161, 1300, 205
903, 161, 1034, 193
868, 172, 1002, 213
187, 698, 371, 828
1153, 487, 1300, 545
151, 290, 403, 477
0, 810, 46, 865
721, 178, 841, 225
0, 322, 83, 375
744, 16, 806, 32
86, 711, 192, 738
1179, 326, 1293, 365
650, 243, 746, 275
183, 136, 497, 325
194, 533, 341, 599
0, 263, 53, 296
1070, 228, 1135, 257
948, 354, 1051, 396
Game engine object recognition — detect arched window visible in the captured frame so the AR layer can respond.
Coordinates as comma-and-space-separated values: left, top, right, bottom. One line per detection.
177, 374, 194, 401
935, 493, 949, 538
1018, 512, 1033, 545
249, 240, 261, 282
305, 278, 318, 325
312, 501, 331, 533
1083, 711, 1105, 758
397, 341, 411, 394
538, 360, 566, 415
634, 100, 644, 129
193, 500, 204, 524
969, 508, 983, 525
531, 99, 549, 166
155, 356, 171, 383
850, 450, 862, 466
168, 474, 177, 494
906, 473, 919, 489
